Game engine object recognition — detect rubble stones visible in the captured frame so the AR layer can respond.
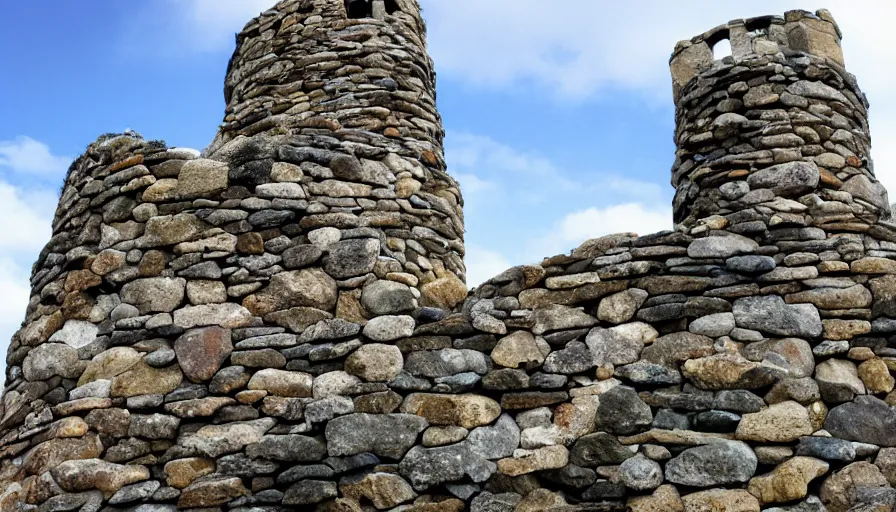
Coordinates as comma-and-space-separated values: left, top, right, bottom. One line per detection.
5, 3, 896, 511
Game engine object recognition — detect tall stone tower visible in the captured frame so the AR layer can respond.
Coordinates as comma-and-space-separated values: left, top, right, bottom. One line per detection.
4, 4, 896, 512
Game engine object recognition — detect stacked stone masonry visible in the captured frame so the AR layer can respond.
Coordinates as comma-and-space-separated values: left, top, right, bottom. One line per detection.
3, 2, 896, 511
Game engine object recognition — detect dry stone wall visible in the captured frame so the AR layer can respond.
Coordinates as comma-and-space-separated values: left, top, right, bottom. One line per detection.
2, 3, 896, 511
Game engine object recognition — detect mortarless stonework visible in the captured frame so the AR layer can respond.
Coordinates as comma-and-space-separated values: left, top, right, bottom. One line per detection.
2, 2, 896, 511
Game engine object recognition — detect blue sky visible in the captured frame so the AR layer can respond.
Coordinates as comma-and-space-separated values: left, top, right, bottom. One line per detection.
2, 1, 896, 352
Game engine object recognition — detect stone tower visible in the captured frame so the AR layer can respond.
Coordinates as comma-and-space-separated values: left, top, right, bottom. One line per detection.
669, 9, 889, 232
4, 5, 896, 511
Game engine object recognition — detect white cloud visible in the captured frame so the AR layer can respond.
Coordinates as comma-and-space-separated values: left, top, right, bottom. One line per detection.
422, 2, 896, 100
0, 137, 61, 360
465, 246, 513, 287
423, 1, 896, 196
0, 259, 32, 358
526, 203, 671, 261
0, 183, 56, 254
165, 0, 278, 52
0, 137, 70, 177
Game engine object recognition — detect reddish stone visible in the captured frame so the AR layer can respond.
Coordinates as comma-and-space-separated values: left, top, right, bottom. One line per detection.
174, 327, 233, 382
108, 154, 144, 173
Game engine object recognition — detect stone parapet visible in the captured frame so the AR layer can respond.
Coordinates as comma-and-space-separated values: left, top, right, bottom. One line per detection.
670, 9, 845, 101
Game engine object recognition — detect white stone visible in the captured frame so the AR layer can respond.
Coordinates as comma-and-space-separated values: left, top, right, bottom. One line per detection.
308, 227, 341, 249
70, 379, 112, 400
362, 315, 415, 342
49, 320, 99, 349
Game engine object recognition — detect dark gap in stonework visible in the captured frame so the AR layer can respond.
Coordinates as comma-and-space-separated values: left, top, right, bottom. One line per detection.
347, 0, 371, 19
346, 0, 401, 19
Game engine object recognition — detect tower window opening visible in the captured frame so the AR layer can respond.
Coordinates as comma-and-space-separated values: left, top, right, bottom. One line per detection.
346, 0, 372, 19
712, 38, 732, 60
385, 0, 400, 14
745, 17, 773, 36
705, 28, 731, 61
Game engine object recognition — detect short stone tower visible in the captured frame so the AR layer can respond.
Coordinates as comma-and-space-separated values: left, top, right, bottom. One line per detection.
5, 5, 896, 512
670, 9, 889, 234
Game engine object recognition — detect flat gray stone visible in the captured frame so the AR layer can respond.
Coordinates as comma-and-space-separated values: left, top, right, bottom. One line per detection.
747, 161, 820, 197
825, 396, 896, 447
246, 434, 327, 462
49, 320, 99, 349
594, 386, 652, 435
23, 343, 82, 381
689, 313, 735, 337
570, 432, 634, 467
404, 348, 489, 378
665, 440, 757, 487
121, 277, 186, 314
587, 322, 657, 366
399, 443, 495, 491
733, 295, 822, 338
543, 341, 594, 374
619, 455, 663, 491
363, 315, 415, 342
361, 280, 416, 315
325, 238, 379, 279
466, 414, 520, 460
688, 234, 759, 258
325, 413, 428, 459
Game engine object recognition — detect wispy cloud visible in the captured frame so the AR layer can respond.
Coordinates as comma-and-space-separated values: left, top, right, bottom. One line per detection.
0, 182, 56, 253
448, 132, 672, 284
447, 131, 668, 205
